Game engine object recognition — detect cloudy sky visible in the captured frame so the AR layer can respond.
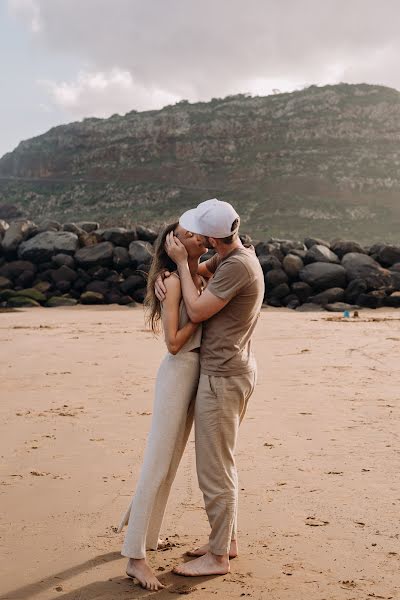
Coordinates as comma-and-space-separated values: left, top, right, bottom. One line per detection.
1, 0, 400, 157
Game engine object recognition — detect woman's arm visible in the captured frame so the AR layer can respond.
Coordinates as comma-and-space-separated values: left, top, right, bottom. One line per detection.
161, 276, 199, 355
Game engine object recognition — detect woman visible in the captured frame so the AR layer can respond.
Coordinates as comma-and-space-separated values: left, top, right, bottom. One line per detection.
118, 222, 208, 591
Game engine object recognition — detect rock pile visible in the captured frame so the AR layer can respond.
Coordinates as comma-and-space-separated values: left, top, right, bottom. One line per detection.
1, 219, 399, 310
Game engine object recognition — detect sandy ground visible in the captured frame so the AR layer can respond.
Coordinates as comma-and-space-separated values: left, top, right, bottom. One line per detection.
0, 305, 399, 600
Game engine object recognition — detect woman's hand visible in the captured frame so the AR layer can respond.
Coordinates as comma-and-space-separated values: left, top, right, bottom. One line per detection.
155, 271, 171, 302
165, 232, 188, 265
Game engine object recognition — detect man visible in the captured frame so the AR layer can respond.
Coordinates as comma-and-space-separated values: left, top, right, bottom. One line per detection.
157, 198, 264, 577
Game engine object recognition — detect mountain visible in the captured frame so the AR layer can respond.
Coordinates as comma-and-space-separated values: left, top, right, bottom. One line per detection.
1, 83, 400, 243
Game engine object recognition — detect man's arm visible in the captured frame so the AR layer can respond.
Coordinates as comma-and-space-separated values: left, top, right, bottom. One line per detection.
177, 261, 229, 323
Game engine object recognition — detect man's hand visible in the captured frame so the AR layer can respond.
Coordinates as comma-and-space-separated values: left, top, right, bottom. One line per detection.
155, 271, 171, 302
165, 231, 188, 265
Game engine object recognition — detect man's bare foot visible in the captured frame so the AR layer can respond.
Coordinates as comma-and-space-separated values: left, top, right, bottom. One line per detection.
187, 539, 238, 558
126, 558, 165, 591
173, 552, 230, 577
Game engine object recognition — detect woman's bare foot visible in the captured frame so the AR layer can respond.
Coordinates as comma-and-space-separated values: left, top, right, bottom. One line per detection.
187, 539, 238, 558
173, 552, 230, 577
126, 558, 165, 591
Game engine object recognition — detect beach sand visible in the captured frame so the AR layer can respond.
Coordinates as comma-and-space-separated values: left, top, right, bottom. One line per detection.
0, 306, 399, 600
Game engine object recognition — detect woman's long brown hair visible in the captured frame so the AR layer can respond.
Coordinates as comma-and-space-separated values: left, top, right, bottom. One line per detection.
144, 222, 179, 334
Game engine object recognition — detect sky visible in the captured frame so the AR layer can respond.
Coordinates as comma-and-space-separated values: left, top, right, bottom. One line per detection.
1, 0, 400, 158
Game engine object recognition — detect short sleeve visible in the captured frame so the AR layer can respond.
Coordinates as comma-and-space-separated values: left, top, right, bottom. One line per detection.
204, 253, 220, 275
207, 258, 250, 300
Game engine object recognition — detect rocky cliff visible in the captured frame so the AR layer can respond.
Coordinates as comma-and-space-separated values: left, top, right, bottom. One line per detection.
1, 83, 400, 243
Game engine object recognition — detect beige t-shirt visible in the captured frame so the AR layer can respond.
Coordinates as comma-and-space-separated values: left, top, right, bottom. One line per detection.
200, 246, 264, 376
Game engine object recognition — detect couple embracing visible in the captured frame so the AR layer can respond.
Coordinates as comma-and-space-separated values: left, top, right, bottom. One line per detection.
118, 199, 264, 591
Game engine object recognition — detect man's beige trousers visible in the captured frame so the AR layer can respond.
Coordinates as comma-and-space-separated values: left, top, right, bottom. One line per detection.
195, 369, 257, 555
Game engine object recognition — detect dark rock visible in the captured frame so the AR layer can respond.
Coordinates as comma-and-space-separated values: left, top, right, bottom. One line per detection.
87, 266, 113, 280
282, 295, 300, 309
295, 303, 325, 312
86, 280, 111, 296
0, 276, 11, 290
0, 220, 9, 238
330, 239, 366, 259
384, 291, 400, 307
289, 248, 307, 260
299, 262, 347, 291
240, 233, 253, 245
15, 270, 35, 288
266, 297, 282, 307
255, 241, 284, 261
62, 222, 85, 235
7, 296, 40, 307
270, 283, 290, 299
55, 280, 71, 293
132, 288, 147, 303
52, 253, 75, 268
258, 255, 282, 274
80, 291, 104, 304
357, 290, 386, 309
72, 278, 87, 293
105, 290, 122, 304
325, 302, 356, 312
305, 245, 339, 264
12, 288, 46, 302
106, 272, 123, 285
310, 287, 345, 306
344, 279, 368, 304
1, 220, 37, 254
113, 246, 131, 269
102, 227, 138, 247
75, 242, 114, 268
37, 261, 54, 272
136, 225, 158, 243
342, 253, 392, 289
0, 289, 15, 301
34, 281, 52, 293
304, 237, 330, 249
375, 245, 400, 267
18, 231, 79, 262
76, 222, 99, 233
282, 254, 304, 278
51, 265, 78, 284
390, 271, 400, 291
265, 269, 289, 290
37, 219, 61, 232
45, 296, 78, 307
291, 281, 313, 302
128, 241, 153, 267
390, 262, 400, 273
0, 260, 36, 281
280, 241, 306, 255
120, 274, 146, 295
118, 295, 134, 305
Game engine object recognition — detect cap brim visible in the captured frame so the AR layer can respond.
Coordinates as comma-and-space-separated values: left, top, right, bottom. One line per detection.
179, 209, 207, 236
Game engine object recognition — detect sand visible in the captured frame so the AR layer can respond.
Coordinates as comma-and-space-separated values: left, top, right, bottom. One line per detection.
0, 305, 399, 600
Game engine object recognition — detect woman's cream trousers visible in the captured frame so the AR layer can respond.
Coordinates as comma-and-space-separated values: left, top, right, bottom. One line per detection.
119, 350, 200, 559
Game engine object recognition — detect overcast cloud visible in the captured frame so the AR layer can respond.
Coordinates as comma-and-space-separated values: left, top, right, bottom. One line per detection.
2, 0, 400, 155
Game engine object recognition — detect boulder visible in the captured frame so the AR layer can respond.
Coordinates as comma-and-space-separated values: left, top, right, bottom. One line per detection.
132, 288, 147, 303
62, 223, 85, 235
13, 288, 46, 302
269, 283, 290, 299
390, 262, 400, 273
34, 281, 52, 293
282, 254, 304, 278
113, 246, 131, 269
45, 296, 78, 307
0, 289, 15, 301
282, 294, 301, 309
7, 296, 40, 307
384, 291, 400, 308
0, 276, 11, 290
305, 245, 339, 264
76, 221, 99, 233
240, 233, 253, 245
136, 225, 158, 243
0, 260, 36, 281
357, 290, 386, 309
295, 303, 325, 312
2, 220, 37, 254
80, 291, 104, 304
289, 248, 307, 260
325, 302, 356, 312
0, 220, 9, 237
310, 287, 345, 306
52, 253, 75, 269
102, 227, 138, 247
75, 242, 114, 268
86, 280, 111, 296
330, 239, 366, 259
120, 274, 147, 295
105, 290, 123, 304
265, 269, 289, 290
279, 241, 306, 255
55, 280, 71, 293
37, 219, 61, 232
304, 237, 330, 249
299, 262, 347, 291
128, 241, 153, 267
18, 231, 79, 262
344, 279, 368, 304
51, 265, 78, 284
342, 253, 392, 289
375, 245, 400, 267
15, 270, 36, 288
255, 241, 284, 261
291, 281, 313, 302
118, 295, 134, 305
258, 255, 282, 274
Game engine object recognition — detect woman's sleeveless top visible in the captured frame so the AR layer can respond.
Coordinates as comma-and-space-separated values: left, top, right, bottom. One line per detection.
163, 272, 204, 354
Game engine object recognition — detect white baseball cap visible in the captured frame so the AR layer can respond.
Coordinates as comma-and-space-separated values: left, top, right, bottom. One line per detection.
179, 198, 240, 238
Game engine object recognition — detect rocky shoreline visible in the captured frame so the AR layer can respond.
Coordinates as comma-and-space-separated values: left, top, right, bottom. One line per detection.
1, 218, 400, 311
